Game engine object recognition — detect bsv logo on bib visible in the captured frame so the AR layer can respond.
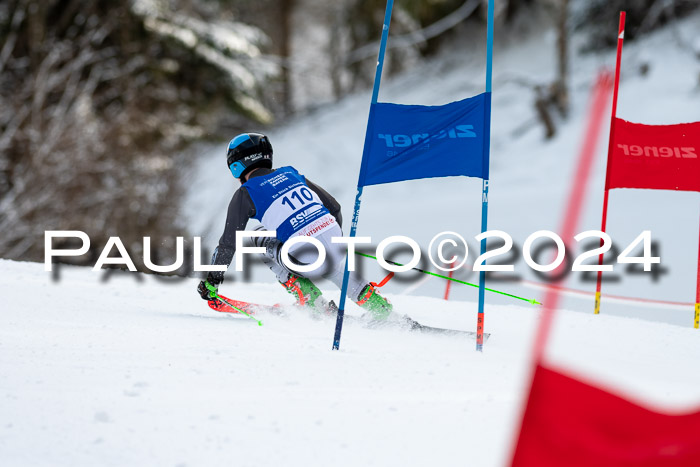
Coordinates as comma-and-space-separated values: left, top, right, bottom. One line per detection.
290, 205, 322, 228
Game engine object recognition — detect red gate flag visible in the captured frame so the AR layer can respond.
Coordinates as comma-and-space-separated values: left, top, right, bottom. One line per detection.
510, 12, 700, 463
511, 364, 700, 467
608, 119, 700, 192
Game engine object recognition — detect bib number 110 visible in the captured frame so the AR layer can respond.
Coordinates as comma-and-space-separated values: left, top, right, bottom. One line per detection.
281, 187, 314, 211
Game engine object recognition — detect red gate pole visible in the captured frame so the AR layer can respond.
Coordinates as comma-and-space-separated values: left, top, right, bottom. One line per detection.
595, 11, 626, 315
444, 269, 454, 300
695, 208, 700, 328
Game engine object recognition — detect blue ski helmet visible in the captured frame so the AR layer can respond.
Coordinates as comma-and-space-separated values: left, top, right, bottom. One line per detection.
226, 133, 273, 179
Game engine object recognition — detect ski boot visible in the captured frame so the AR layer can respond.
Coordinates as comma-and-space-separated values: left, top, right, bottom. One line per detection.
356, 283, 393, 322
281, 273, 337, 317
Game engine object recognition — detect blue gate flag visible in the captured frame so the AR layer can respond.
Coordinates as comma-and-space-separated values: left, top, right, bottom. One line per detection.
357, 92, 490, 187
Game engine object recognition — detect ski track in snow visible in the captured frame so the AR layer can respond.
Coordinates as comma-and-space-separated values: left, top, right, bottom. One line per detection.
2, 259, 700, 466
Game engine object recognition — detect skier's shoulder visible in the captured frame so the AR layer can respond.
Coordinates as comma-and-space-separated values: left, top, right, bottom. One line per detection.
228, 184, 252, 208
225, 185, 255, 219
230, 182, 248, 198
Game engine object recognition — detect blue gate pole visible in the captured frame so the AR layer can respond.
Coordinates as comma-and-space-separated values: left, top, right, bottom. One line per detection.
332, 0, 394, 350
476, 0, 494, 352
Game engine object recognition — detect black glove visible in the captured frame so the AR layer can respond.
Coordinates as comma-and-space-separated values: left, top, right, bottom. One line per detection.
197, 280, 218, 301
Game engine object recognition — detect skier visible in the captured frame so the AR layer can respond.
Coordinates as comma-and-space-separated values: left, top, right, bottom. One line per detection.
197, 132, 393, 320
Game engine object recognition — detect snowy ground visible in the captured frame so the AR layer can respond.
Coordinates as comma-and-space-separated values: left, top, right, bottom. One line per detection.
2, 259, 700, 466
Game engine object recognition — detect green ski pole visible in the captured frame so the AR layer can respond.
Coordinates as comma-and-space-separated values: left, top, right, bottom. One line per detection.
205, 282, 263, 326
355, 252, 541, 305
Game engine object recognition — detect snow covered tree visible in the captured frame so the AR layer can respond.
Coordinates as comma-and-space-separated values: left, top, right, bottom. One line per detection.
0, 0, 278, 264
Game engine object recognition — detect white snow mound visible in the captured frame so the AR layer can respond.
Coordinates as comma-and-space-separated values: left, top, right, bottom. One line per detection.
1, 259, 699, 466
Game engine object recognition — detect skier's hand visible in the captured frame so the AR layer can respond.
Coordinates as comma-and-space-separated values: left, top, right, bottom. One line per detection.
197, 280, 218, 301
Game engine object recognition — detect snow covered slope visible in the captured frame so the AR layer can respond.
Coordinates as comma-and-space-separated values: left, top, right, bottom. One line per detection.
185, 12, 700, 327
2, 259, 699, 466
